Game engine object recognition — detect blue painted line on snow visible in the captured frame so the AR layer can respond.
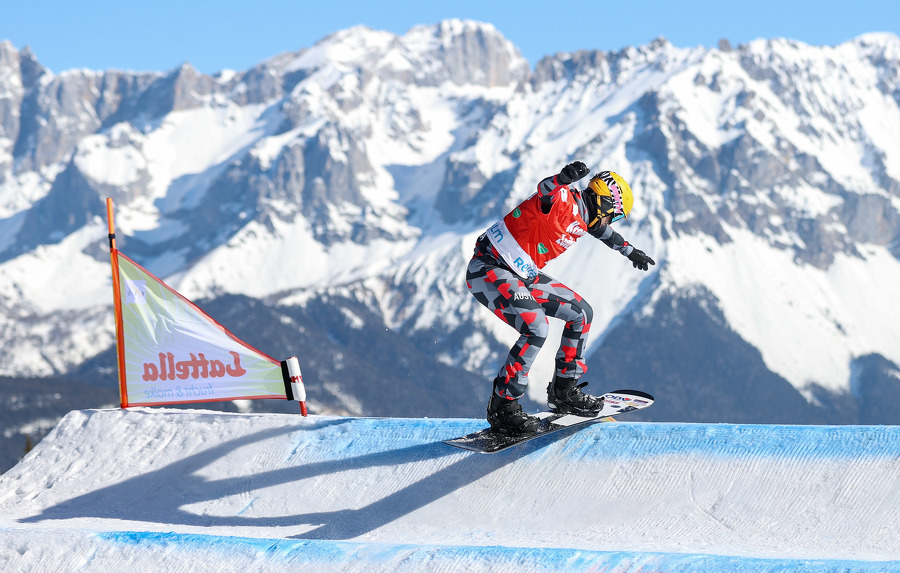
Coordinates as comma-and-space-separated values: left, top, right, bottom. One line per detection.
302, 417, 900, 461
98, 530, 900, 572
548, 422, 900, 461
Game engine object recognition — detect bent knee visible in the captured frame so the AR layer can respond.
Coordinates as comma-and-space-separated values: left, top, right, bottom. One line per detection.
580, 300, 594, 324
521, 313, 550, 341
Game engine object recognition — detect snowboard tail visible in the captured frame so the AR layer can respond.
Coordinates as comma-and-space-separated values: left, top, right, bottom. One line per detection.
444, 389, 654, 454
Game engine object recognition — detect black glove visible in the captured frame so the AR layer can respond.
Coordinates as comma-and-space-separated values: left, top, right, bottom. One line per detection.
627, 248, 656, 271
556, 161, 590, 185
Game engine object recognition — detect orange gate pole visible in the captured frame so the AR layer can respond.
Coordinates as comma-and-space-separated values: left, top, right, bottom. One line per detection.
106, 198, 129, 408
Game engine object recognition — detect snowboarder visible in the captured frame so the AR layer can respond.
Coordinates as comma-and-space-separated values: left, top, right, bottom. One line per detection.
466, 161, 655, 435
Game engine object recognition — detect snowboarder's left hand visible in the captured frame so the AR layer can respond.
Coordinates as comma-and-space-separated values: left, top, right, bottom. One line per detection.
557, 161, 590, 184
628, 248, 655, 271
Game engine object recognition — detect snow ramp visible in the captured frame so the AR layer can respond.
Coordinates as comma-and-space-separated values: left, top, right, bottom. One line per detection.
1, 409, 899, 572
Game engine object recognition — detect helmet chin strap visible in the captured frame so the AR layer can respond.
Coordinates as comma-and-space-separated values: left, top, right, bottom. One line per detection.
589, 194, 617, 225
585, 187, 623, 227
584, 191, 603, 227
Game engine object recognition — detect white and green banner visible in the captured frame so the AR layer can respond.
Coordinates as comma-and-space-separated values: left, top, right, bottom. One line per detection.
114, 252, 289, 407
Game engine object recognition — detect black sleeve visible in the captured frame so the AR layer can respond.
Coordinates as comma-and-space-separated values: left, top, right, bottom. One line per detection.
588, 223, 635, 257
537, 175, 561, 214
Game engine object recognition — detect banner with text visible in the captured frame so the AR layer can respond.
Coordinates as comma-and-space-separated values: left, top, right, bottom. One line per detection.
114, 252, 289, 407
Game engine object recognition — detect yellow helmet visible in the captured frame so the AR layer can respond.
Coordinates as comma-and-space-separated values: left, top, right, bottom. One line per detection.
587, 171, 633, 225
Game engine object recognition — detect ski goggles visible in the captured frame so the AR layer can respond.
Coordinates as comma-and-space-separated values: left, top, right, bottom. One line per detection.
597, 195, 627, 225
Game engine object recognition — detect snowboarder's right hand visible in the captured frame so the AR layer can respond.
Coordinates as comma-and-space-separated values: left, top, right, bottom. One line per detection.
557, 161, 590, 185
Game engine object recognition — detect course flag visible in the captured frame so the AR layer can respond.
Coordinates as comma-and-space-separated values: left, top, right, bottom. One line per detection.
106, 198, 307, 414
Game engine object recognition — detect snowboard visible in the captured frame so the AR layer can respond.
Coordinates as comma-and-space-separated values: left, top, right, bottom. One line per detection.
444, 389, 654, 454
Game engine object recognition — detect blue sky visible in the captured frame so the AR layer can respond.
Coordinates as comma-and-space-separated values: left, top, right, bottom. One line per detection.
2, 0, 899, 74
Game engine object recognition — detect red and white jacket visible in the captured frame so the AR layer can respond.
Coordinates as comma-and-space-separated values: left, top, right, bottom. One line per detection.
484, 174, 634, 279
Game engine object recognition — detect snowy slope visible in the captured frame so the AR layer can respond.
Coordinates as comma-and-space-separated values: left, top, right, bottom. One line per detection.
1, 409, 900, 571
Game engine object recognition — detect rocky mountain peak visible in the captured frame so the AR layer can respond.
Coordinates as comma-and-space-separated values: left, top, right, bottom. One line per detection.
0, 26, 899, 425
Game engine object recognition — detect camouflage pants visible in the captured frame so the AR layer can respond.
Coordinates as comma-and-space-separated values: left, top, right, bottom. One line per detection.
466, 255, 593, 400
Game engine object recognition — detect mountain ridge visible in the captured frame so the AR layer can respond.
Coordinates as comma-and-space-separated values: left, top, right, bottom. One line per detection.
0, 21, 898, 436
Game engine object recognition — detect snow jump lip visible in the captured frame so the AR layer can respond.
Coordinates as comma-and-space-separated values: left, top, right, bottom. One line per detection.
2, 409, 900, 570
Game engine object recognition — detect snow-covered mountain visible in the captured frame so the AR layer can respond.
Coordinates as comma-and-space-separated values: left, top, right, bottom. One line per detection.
2, 21, 900, 430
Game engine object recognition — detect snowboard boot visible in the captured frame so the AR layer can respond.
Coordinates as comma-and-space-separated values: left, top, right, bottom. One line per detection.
487, 394, 540, 435
547, 376, 604, 416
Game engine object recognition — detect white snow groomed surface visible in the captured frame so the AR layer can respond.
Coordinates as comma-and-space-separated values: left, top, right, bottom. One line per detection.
1, 409, 899, 572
